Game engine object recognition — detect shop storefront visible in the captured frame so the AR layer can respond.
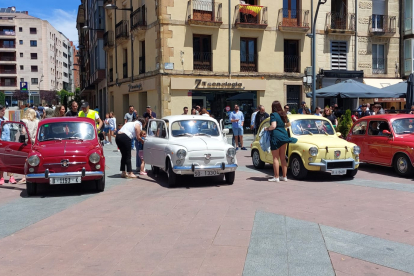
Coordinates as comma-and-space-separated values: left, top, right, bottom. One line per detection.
170, 77, 266, 134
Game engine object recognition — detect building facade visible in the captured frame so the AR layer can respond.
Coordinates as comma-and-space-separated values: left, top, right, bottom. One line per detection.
0, 7, 74, 106
70, 41, 80, 90
76, 0, 107, 115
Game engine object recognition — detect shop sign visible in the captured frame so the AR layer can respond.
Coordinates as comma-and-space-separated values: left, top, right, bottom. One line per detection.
374, 98, 406, 103
128, 83, 143, 92
195, 79, 244, 90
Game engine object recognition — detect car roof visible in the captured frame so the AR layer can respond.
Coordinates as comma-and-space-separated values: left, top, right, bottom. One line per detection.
356, 114, 414, 121
287, 114, 331, 121
162, 115, 218, 122
39, 117, 95, 125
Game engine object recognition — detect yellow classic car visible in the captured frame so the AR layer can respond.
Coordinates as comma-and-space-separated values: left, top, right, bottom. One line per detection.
251, 115, 361, 179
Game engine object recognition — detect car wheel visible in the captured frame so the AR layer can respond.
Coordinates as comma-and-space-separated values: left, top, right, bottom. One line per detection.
290, 155, 308, 180
26, 182, 37, 196
167, 162, 177, 188
152, 166, 160, 175
346, 169, 358, 178
394, 154, 414, 177
252, 150, 265, 169
225, 172, 235, 185
96, 172, 105, 192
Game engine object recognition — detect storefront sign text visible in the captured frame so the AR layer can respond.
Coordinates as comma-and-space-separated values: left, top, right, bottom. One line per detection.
374, 98, 406, 103
195, 79, 244, 89
128, 83, 143, 92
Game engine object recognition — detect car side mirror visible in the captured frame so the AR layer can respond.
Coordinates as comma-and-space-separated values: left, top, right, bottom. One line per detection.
336, 132, 342, 137
383, 130, 392, 136
222, 129, 229, 135
19, 134, 27, 144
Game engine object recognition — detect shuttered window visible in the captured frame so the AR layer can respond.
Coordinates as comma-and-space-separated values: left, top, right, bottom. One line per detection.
331, 41, 347, 70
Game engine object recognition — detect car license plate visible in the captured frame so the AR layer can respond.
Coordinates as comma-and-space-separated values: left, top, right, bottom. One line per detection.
331, 169, 346, 175
194, 171, 220, 177
50, 177, 81, 185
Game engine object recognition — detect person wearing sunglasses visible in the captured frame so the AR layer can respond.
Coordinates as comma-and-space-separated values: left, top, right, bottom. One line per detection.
284, 105, 291, 115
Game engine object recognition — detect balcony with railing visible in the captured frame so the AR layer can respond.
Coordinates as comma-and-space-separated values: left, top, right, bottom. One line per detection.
109, 68, 114, 82
115, 20, 129, 41
131, 5, 147, 32
0, 65, 16, 74
278, 9, 310, 32
240, 54, 257, 72
193, 52, 212, 71
325, 12, 355, 34
103, 30, 114, 49
372, 57, 386, 74
284, 55, 300, 73
186, 0, 223, 27
0, 78, 17, 87
369, 15, 397, 36
123, 62, 128, 79
0, 53, 16, 62
235, 4, 267, 30
0, 42, 15, 49
0, 30, 15, 36
139, 56, 145, 74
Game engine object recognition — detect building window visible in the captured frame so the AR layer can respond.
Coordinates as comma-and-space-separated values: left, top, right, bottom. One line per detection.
372, 44, 386, 74
19, 27, 22, 32
139, 40, 146, 74
63, 62, 67, 68
31, 78, 38, 85
240, 37, 257, 72
20, 78, 24, 82
20, 65, 24, 70
372, 0, 386, 31
64, 72, 68, 77
20, 53, 23, 57
30, 28, 37, 34
63, 53, 67, 58
286, 85, 302, 112
19, 40, 23, 45
404, 39, 412, 74
31, 66, 38, 72
284, 40, 300, 73
31, 53, 37, 59
331, 41, 347, 70
30, 40, 37, 47
193, 35, 212, 71
123, 49, 128, 78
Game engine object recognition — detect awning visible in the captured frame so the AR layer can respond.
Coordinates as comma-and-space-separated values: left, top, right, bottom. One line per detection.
363, 78, 404, 89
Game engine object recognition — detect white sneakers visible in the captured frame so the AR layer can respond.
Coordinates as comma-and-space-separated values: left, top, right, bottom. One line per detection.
268, 176, 288, 182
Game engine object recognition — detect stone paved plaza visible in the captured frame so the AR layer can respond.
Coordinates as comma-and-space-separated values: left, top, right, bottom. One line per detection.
0, 144, 414, 276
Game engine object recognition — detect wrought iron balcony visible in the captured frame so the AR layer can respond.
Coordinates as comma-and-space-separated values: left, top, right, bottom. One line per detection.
372, 57, 386, 74
131, 6, 147, 31
0, 55, 16, 61
0, 31, 15, 36
240, 53, 257, 72
278, 9, 310, 32
115, 20, 129, 40
235, 4, 267, 30
0, 79, 17, 87
369, 15, 397, 36
326, 12, 355, 34
284, 55, 301, 73
103, 30, 114, 48
193, 52, 212, 71
187, 0, 223, 27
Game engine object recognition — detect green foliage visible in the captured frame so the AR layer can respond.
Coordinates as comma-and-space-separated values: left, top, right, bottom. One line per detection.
291, 109, 297, 114
57, 89, 74, 109
0, 91, 5, 106
337, 109, 353, 138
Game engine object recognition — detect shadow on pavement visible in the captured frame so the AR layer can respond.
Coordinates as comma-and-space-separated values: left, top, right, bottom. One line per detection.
357, 163, 402, 178
0, 185, 26, 191
19, 180, 101, 198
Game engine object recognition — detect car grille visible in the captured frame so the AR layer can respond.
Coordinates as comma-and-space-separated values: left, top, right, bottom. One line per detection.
327, 161, 354, 170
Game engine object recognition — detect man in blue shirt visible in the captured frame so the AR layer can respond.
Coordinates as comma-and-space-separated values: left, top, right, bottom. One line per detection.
230, 105, 247, 150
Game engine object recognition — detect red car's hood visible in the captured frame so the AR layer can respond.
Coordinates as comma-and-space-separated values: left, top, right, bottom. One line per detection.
34, 140, 97, 156
395, 135, 414, 143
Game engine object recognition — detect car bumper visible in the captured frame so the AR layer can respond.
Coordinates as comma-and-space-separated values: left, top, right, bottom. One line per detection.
173, 163, 238, 175
27, 169, 104, 183
308, 158, 361, 172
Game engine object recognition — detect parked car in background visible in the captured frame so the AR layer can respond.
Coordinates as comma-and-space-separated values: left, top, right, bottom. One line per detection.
347, 114, 414, 177
0, 117, 106, 196
251, 115, 361, 179
143, 116, 238, 187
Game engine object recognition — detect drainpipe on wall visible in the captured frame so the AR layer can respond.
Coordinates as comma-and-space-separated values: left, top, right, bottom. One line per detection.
228, 0, 231, 78
354, 0, 357, 71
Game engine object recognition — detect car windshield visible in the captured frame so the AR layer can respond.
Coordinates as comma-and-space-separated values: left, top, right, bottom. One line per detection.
392, 119, 414, 135
171, 120, 220, 137
37, 122, 96, 142
291, 119, 335, 136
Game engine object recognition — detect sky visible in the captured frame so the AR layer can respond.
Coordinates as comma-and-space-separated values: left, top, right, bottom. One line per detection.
0, 0, 79, 45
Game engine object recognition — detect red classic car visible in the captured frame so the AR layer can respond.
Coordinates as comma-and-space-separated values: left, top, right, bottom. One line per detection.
0, 117, 105, 196
347, 114, 414, 177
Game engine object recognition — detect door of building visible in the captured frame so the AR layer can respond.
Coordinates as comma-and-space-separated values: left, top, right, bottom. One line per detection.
286, 85, 301, 113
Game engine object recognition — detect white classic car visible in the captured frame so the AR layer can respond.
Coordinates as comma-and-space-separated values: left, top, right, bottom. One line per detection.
143, 116, 238, 187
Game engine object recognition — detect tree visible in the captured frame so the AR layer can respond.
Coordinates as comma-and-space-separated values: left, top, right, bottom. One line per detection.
0, 92, 5, 106
13, 90, 28, 102
57, 89, 74, 109
40, 90, 58, 104
337, 109, 353, 139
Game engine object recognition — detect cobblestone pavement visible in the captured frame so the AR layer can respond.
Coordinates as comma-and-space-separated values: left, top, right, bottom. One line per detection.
0, 144, 414, 275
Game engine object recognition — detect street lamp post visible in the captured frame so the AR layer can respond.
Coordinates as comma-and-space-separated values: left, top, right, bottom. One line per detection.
309, 0, 327, 112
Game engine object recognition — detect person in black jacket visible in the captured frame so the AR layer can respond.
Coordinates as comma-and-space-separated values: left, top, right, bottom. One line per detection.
255, 105, 269, 135
360, 104, 371, 118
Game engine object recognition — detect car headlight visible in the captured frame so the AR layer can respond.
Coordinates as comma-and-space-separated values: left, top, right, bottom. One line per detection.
353, 146, 361, 155
177, 149, 187, 159
227, 148, 236, 158
309, 147, 318, 157
89, 153, 100, 164
28, 155, 40, 167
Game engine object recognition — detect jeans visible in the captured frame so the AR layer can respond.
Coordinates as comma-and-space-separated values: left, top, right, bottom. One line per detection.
131, 138, 136, 150
116, 134, 132, 172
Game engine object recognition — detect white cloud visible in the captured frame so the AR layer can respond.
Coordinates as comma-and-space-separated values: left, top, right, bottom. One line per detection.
44, 9, 78, 46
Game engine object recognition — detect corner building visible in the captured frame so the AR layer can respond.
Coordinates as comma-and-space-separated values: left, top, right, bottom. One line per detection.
105, 0, 313, 131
